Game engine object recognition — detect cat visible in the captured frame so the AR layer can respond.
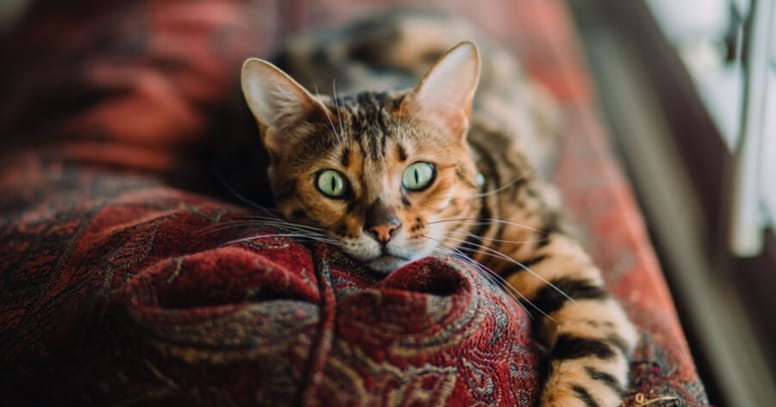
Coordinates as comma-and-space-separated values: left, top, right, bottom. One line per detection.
239, 11, 637, 407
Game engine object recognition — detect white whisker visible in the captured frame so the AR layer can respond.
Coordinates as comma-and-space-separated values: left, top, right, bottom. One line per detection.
331, 79, 348, 144
198, 218, 325, 237
469, 235, 544, 246
427, 217, 543, 234
314, 84, 344, 144
465, 176, 525, 199
224, 216, 325, 232
426, 233, 572, 304
426, 240, 552, 320
224, 233, 337, 247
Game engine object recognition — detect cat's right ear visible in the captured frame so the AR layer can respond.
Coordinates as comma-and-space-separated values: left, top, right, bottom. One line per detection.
399, 41, 481, 142
241, 58, 328, 148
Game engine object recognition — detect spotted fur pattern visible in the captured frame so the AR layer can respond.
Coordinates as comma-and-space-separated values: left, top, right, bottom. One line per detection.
241, 11, 637, 407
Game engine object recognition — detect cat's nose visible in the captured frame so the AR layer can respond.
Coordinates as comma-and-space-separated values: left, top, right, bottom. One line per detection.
365, 200, 402, 245
367, 222, 400, 244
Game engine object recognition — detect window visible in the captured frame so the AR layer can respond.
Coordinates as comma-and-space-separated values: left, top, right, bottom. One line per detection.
648, 0, 776, 255
570, 1, 776, 405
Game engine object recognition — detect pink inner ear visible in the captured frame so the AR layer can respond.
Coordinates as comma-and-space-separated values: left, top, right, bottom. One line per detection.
242, 58, 329, 131
242, 58, 335, 157
401, 42, 481, 138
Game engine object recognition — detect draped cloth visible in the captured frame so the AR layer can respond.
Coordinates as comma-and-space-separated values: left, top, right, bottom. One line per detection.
0, 0, 708, 405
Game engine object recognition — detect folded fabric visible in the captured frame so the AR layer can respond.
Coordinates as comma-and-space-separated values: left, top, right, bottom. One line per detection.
0, 0, 708, 405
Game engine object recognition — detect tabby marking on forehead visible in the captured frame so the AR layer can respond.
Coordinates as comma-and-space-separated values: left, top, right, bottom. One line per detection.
244, 42, 480, 270
340, 148, 350, 168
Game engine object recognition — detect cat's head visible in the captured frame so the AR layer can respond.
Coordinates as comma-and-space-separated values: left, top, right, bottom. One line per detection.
241, 42, 482, 273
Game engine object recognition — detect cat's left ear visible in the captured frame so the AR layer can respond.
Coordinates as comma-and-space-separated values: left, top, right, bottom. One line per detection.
400, 41, 481, 141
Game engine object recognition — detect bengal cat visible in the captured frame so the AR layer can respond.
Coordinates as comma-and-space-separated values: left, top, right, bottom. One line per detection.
239, 12, 637, 407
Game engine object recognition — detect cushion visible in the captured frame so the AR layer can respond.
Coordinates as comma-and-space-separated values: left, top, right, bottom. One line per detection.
0, 0, 708, 405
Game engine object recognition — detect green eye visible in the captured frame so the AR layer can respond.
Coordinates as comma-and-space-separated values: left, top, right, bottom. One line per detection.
402, 162, 435, 191
316, 170, 348, 198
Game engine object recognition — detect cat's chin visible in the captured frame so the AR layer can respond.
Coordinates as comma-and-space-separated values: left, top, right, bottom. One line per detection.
366, 255, 411, 275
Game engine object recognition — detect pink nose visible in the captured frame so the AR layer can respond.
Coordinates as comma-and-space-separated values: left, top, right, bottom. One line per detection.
364, 200, 401, 245
368, 223, 400, 244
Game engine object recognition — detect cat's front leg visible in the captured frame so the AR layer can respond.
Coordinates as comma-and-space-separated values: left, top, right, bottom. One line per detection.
505, 234, 638, 407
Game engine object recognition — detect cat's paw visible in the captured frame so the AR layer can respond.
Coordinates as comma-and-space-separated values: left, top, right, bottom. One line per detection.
541, 386, 621, 407
541, 360, 625, 407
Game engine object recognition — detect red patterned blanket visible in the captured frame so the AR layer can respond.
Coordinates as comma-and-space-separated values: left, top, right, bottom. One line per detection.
0, 0, 708, 405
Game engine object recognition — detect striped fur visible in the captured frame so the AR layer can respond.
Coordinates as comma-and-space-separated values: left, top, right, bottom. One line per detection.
241, 11, 636, 407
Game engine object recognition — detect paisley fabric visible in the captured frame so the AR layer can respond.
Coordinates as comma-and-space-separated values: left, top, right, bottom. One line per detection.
0, 0, 708, 405
0, 165, 538, 405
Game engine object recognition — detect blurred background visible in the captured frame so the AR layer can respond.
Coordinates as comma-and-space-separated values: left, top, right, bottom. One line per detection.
2, 0, 774, 405
571, 0, 776, 406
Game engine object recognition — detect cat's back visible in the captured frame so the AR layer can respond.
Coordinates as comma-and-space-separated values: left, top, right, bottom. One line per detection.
274, 10, 561, 177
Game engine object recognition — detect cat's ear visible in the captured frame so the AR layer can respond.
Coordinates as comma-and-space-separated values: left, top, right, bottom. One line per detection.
241, 58, 329, 148
401, 41, 481, 140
